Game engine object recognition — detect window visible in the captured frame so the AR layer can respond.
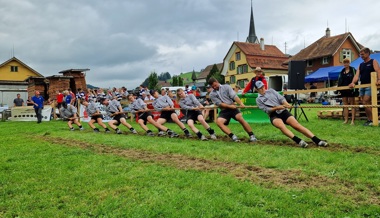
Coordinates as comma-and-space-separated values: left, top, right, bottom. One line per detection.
306, 70, 313, 75
10, 66, 18, 72
237, 64, 248, 74
235, 52, 241, 61
230, 76, 236, 84
322, 57, 329, 65
229, 61, 235, 70
237, 79, 248, 88
306, 60, 313, 67
341, 49, 352, 62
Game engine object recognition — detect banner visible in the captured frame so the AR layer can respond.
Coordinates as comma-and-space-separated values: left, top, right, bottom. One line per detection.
10, 106, 52, 122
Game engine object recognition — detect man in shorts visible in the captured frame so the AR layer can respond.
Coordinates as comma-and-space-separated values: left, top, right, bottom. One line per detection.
100, 98, 137, 134
81, 99, 111, 133
349, 47, 380, 126
59, 102, 84, 131
255, 81, 327, 148
208, 77, 257, 142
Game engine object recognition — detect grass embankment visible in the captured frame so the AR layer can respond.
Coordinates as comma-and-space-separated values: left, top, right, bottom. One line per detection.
0, 109, 379, 217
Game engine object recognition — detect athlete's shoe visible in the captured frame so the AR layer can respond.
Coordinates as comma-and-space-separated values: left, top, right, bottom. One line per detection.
299, 140, 308, 148
158, 131, 167, 136
169, 132, 180, 138
210, 134, 217, 140
200, 135, 208, 141
130, 129, 138, 134
318, 141, 328, 147
147, 131, 155, 137
231, 135, 240, 142
249, 135, 257, 142
116, 129, 122, 134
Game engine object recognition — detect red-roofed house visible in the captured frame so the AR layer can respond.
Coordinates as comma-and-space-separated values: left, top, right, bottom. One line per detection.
285, 28, 363, 76
221, 40, 288, 88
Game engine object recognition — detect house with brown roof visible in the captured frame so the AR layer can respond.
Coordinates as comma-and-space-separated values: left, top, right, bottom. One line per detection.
197, 63, 223, 85
286, 28, 363, 76
221, 40, 288, 88
220, 3, 288, 89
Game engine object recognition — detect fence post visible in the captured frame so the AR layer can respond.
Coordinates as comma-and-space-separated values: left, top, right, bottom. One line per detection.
371, 72, 378, 126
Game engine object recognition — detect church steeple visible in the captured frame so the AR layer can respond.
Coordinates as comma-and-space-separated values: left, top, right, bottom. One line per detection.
246, 1, 259, 44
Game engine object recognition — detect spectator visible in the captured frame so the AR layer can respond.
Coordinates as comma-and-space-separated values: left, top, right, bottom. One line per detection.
242, 67, 268, 95
56, 90, 64, 108
13, 93, 24, 107
31, 90, 44, 123
338, 58, 357, 125
307, 83, 317, 103
349, 47, 380, 126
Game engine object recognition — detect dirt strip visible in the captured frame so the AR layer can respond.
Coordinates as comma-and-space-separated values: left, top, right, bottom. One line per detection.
39, 136, 379, 205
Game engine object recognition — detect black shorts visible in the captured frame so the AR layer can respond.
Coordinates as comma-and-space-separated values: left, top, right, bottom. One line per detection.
112, 114, 126, 126
185, 110, 202, 122
160, 111, 176, 122
269, 110, 293, 125
138, 112, 153, 125
91, 115, 103, 123
340, 89, 356, 97
218, 108, 241, 125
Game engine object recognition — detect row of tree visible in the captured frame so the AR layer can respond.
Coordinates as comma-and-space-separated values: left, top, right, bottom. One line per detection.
141, 64, 224, 91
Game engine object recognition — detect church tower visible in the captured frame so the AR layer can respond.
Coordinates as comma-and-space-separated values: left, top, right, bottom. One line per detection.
246, 1, 259, 44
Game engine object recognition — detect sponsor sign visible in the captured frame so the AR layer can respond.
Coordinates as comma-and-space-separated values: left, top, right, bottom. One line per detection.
10, 106, 52, 121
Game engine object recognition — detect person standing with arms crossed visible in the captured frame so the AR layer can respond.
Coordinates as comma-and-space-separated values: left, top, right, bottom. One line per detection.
349, 47, 380, 126
208, 77, 257, 142
31, 90, 44, 123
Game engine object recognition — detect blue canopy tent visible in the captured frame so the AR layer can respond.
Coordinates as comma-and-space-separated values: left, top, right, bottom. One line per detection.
304, 66, 342, 83
328, 53, 380, 79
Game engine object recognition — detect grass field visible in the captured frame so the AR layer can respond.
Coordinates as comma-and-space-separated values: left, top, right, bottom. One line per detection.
0, 108, 379, 217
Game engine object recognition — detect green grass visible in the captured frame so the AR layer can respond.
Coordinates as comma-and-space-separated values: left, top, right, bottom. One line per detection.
167, 71, 201, 84
0, 109, 379, 217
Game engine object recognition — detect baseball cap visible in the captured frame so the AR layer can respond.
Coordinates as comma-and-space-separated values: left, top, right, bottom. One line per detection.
206, 85, 211, 89
255, 81, 264, 89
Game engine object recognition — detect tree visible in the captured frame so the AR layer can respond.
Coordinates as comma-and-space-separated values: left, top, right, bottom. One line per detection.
178, 77, 184, 86
172, 76, 178, 86
191, 70, 197, 83
206, 64, 224, 85
158, 72, 171, 81
148, 71, 158, 90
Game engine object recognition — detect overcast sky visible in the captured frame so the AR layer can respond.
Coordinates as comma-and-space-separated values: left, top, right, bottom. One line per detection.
1, 0, 379, 89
